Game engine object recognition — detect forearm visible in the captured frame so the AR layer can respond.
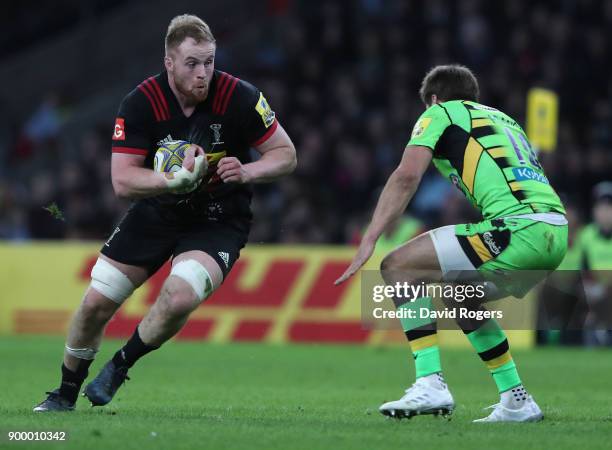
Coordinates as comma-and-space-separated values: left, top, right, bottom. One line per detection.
243, 147, 296, 183
112, 166, 169, 199
363, 170, 419, 242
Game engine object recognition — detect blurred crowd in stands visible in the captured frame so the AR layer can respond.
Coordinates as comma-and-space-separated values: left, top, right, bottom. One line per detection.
1, 0, 611, 244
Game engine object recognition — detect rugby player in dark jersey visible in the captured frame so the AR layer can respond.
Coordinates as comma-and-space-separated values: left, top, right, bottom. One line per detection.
34, 14, 296, 412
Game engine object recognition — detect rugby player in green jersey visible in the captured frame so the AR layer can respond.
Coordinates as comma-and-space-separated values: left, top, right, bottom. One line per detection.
336, 65, 567, 422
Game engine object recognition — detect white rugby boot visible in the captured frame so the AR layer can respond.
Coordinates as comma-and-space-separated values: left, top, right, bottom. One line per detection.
379, 373, 454, 419
473, 395, 543, 423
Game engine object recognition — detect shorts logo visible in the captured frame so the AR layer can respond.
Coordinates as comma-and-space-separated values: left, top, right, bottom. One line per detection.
113, 118, 125, 141
105, 227, 120, 247
207, 201, 224, 215
482, 231, 501, 255
255, 93, 275, 128
218, 251, 230, 268
411, 117, 431, 138
512, 167, 549, 184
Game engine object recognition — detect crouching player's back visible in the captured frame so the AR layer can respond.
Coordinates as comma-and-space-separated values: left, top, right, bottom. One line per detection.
337, 64, 567, 423
410, 95, 567, 275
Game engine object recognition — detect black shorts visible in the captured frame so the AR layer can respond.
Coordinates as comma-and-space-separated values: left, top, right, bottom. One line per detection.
101, 199, 251, 277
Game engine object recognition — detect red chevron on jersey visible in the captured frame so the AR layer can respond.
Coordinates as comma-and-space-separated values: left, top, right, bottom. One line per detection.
138, 78, 169, 122
213, 72, 230, 114
145, 77, 169, 120
138, 83, 162, 122
213, 72, 239, 115
220, 77, 238, 115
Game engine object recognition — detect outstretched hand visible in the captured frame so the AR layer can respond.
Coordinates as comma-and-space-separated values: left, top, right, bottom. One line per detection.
334, 238, 376, 285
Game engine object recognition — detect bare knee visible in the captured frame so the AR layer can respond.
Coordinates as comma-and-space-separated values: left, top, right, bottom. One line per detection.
381, 251, 417, 285
380, 254, 395, 284
381, 251, 440, 287
79, 289, 119, 326
380, 251, 404, 273
159, 280, 200, 319
381, 232, 441, 285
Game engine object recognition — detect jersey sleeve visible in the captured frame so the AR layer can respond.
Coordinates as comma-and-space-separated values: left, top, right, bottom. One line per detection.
111, 89, 154, 156
230, 80, 278, 147
407, 104, 452, 151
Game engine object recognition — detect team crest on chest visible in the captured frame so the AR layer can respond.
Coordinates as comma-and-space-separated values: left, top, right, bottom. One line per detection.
210, 123, 224, 147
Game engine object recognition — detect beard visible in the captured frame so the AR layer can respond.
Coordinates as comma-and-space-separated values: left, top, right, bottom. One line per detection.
174, 75, 209, 104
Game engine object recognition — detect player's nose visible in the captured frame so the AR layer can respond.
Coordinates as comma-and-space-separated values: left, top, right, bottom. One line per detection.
195, 66, 207, 79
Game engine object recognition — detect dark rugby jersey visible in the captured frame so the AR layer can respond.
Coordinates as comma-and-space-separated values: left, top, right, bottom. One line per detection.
110, 70, 277, 216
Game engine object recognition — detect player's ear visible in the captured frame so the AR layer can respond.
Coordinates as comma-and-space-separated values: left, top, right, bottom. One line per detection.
164, 55, 173, 72
430, 94, 438, 105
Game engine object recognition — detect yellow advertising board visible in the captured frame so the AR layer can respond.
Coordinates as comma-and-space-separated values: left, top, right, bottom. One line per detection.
526, 87, 559, 152
0, 243, 533, 348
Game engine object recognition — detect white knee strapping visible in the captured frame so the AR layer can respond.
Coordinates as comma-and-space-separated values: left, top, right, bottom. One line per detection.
90, 258, 135, 304
65, 345, 98, 360
170, 260, 214, 302
429, 225, 477, 280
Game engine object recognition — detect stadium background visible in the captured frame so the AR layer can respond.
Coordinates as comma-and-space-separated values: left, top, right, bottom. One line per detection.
0, 1, 611, 448
1, 0, 609, 342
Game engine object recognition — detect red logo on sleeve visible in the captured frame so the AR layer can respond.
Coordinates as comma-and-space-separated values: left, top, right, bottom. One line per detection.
113, 118, 125, 141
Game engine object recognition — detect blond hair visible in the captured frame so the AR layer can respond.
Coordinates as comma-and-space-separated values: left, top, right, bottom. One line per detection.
165, 14, 215, 53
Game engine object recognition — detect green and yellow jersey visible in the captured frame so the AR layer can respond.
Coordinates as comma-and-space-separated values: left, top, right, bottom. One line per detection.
408, 100, 565, 220
577, 224, 612, 271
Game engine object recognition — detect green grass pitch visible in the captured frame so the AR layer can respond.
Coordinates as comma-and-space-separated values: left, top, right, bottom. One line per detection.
1, 336, 611, 449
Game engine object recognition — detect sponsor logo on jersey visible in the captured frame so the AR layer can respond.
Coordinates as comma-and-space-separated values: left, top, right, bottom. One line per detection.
482, 231, 501, 255
157, 134, 176, 147
206, 201, 224, 215
495, 114, 520, 128
512, 167, 549, 184
113, 118, 125, 140
206, 151, 226, 167
411, 117, 431, 138
450, 173, 469, 196
450, 173, 461, 188
203, 152, 225, 183
468, 102, 499, 112
255, 93, 275, 128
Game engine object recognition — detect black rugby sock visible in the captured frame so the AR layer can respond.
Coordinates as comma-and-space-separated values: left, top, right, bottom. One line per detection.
112, 327, 159, 368
59, 360, 92, 404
